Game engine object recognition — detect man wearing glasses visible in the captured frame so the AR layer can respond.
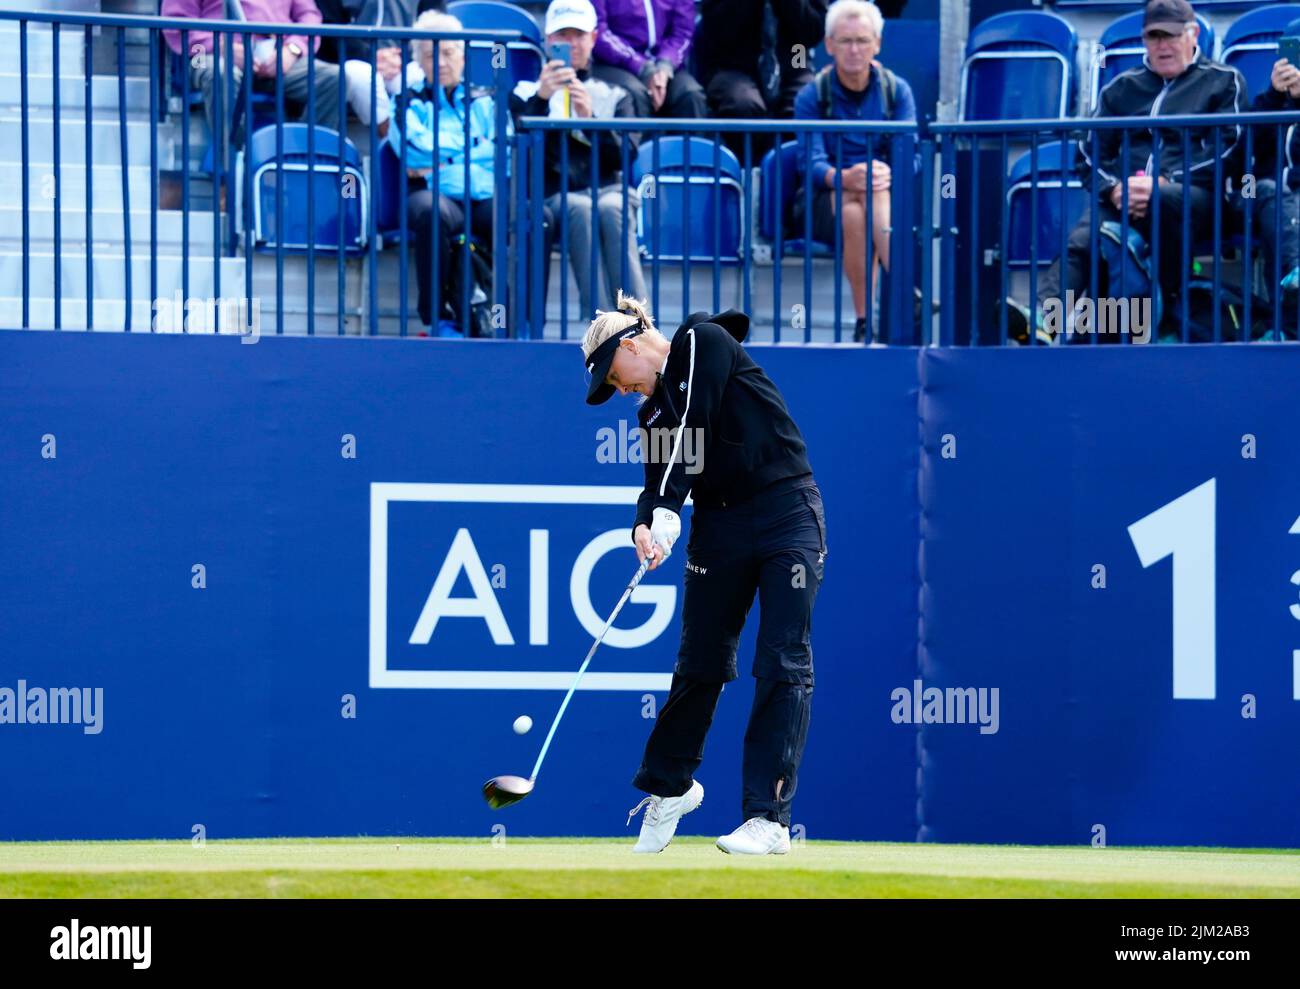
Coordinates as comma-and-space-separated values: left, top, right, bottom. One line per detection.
792, 0, 917, 343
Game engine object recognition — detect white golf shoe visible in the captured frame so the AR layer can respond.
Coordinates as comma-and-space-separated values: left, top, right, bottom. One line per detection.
716, 817, 791, 855
626, 780, 704, 853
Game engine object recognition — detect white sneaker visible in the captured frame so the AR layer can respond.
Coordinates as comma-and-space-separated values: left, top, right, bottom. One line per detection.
626, 780, 704, 853
716, 817, 791, 855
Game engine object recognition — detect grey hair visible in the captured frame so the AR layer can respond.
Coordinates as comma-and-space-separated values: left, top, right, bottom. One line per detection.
414, 10, 465, 60
825, 0, 884, 40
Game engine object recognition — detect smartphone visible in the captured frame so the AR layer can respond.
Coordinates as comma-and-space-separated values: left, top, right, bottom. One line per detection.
1281, 36, 1300, 70
548, 41, 571, 67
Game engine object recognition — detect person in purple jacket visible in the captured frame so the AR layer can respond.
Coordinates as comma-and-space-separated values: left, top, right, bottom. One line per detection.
589, 0, 708, 118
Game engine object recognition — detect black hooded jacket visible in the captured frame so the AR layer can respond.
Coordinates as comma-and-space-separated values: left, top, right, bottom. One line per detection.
630, 309, 813, 541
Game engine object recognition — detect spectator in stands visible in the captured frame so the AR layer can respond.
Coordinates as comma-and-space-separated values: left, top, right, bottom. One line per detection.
390, 10, 506, 336
1237, 26, 1300, 312
315, 0, 444, 138
588, 0, 708, 119
793, 0, 915, 343
694, 0, 829, 159
510, 0, 647, 322
1010, 0, 1245, 343
162, 0, 343, 144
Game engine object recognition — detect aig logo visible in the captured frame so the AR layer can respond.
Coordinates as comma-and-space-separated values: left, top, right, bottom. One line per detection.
369, 483, 680, 691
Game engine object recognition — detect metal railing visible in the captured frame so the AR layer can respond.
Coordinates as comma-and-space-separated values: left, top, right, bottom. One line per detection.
2, 8, 1299, 347
1, 8, 518, 336
931, 111, 1300, 345
513, 116, 920, 342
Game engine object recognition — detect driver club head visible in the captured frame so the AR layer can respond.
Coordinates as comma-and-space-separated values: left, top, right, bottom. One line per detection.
482, 775, 535, 809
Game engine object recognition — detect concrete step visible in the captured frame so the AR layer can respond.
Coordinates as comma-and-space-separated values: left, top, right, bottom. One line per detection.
0, 162, 168, 209
0, 250, 245, 303
0, 206, 220, 250
0, 24, 88, 77
0, 73, 154, 116
0, 116, 164, 167
247, 252, 366, 333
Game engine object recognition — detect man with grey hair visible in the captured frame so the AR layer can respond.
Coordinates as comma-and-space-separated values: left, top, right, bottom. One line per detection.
1009, 0, 1245, 342
793, 0, 916, 342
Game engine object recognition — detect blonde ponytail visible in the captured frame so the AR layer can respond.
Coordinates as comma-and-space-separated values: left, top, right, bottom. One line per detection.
580, 291, 657, 363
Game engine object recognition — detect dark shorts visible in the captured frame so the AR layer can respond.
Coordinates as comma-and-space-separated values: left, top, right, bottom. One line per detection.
675, 474, 827, 686
789, 187, 838, 248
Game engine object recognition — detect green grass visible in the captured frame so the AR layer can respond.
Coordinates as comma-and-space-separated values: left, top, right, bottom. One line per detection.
1, 837, 1297, 898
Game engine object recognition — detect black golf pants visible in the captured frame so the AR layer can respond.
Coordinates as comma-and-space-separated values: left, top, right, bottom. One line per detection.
631, 474, 826, 827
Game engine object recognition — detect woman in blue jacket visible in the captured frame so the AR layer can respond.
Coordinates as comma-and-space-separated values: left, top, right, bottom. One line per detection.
388, 10, 508, 334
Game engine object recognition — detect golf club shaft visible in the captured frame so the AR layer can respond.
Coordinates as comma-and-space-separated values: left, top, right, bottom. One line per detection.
528, 555, 655, 781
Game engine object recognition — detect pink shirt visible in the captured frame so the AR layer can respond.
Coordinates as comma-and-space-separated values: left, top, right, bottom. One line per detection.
160, 0, 323, 57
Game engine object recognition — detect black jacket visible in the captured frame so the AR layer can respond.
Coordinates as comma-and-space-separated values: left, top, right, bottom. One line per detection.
1250, 86, 1300, 191
694, 0, 827, 85
508, 67, 638, 199
315, 0, 444, 64
631, 310, 813, 541
1080, 51, 1246, 199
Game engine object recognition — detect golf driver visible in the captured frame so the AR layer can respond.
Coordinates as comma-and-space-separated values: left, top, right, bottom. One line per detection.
482, 554, 654, 809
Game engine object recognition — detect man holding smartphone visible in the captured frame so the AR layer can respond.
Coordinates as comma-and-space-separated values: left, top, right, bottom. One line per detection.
509, 0, 649, 324
1238, 21, 1300, 319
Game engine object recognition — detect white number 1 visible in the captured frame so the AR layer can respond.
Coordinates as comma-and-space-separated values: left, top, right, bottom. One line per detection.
1127, 478, 1216, 699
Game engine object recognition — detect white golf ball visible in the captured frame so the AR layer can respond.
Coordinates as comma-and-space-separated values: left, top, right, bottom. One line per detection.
513, 715, 533, 735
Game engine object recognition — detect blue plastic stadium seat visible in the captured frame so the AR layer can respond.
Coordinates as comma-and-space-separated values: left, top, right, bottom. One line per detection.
960, 11, 1077, 121
376, 139, 404, 242
758, 140, 834, 257
632, 136, 744, 264
244, 123, 367, 253
1221, 4, 1300, 100
1091, 10, 1217, 109
1006, 140, 1087, 267
446, 0, 545, 92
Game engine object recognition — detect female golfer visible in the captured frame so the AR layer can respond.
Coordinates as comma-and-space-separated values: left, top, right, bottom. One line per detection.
581, 292, 827, 855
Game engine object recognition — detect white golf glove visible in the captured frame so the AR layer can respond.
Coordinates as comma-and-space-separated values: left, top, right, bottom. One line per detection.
650, 507, 681, 559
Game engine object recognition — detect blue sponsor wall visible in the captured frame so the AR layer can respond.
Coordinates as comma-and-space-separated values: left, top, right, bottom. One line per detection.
0, 331, 919, 842
2, 332, 1298, 847
918, 347, 1300, 848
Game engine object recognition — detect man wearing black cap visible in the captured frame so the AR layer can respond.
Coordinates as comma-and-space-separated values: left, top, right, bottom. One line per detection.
580, 292, 827, 855
1013, 0, 1246, 341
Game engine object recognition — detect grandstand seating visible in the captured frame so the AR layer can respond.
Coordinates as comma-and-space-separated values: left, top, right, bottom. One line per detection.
960, 11, 1077, 120
1220, 4, 1300, 100
2, 1, 1297, 339
633, 136, 743, 264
